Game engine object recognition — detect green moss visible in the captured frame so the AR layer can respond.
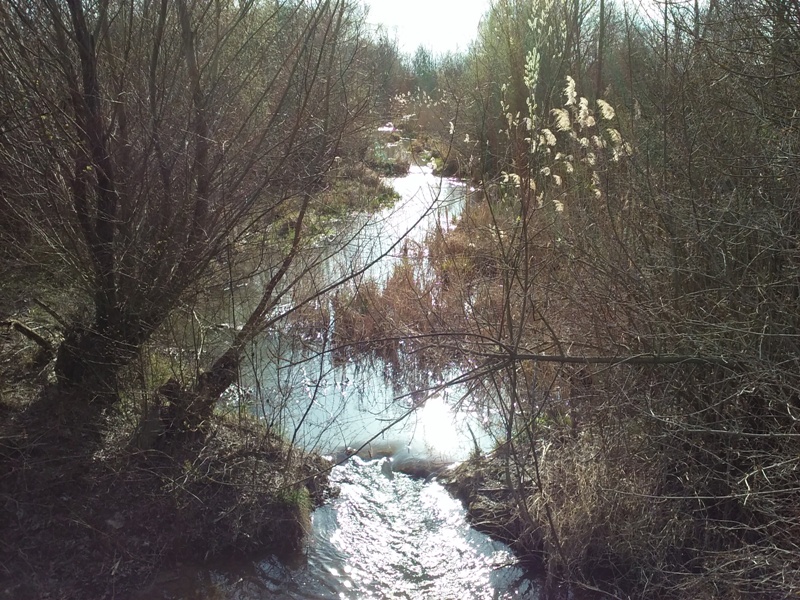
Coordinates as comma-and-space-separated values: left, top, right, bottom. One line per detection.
277, 485, 312, 514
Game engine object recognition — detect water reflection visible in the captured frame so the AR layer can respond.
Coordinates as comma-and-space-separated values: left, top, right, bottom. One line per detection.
235, 331, 496, 462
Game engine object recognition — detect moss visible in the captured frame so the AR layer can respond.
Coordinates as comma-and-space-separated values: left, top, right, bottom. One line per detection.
272, 486, 313, 552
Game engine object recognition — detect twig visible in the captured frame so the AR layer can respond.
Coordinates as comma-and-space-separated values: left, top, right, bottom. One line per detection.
31, 297, 68, 328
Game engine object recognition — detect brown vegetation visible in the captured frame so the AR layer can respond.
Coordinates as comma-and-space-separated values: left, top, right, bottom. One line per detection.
353, 0, 800, 594
2, 0, 799, 597
0, 1, 412, 596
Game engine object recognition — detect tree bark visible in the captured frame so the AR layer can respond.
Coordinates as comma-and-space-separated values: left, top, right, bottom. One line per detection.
54, 323, 134, 405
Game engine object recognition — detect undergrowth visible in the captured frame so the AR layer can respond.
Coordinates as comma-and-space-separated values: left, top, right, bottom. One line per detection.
0, 334, 330, 600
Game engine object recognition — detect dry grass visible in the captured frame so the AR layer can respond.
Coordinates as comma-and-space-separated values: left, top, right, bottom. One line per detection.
329, 261, 447, 365
444, 358, 800, 599
372, 156, 800, 598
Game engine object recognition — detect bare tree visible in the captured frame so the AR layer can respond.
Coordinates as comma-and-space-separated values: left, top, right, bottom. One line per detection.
0, 0, 370, 425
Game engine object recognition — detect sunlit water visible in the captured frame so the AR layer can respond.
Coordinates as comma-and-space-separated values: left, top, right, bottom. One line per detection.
309, 459, 537, 599
325, 163, 467, 284
152, 459, 538, 599
148, 161, 538, 599
243, 334, 495, 462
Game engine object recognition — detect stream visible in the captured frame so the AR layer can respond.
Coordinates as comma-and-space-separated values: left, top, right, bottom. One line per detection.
150, 164, 539, 599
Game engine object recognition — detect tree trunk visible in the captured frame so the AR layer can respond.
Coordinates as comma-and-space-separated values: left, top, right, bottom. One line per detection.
194, 346, 242, 422
54, 323, 134, 407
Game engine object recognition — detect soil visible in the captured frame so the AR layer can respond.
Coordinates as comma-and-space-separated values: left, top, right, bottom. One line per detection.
0, 329, 331, 600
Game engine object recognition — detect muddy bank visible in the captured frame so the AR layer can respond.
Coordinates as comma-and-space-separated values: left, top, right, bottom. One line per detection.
439, 454, 546, 571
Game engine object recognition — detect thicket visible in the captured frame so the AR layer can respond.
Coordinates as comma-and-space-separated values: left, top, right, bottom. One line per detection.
2, 0, 798, 596
0, 0, 413, 436
357, 0, 800, 597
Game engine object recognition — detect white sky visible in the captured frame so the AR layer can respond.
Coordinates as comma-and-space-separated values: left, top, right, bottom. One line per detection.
363, 0, 491, 57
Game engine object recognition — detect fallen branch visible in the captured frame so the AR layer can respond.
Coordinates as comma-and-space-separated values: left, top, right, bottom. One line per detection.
31, 297, 68, 329
2, 320, 54, 355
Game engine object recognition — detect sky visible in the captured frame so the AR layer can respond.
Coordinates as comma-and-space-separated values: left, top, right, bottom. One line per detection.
362, 0, 491, 57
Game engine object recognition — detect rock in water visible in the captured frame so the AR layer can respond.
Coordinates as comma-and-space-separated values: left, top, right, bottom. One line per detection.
380, 457, 394, 480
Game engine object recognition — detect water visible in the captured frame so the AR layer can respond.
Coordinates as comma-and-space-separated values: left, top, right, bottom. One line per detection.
325, 163, 467, 285
304, 459, 536, 599
235, 164, 490, 461
164, 458, 538, 599
150, 161, 538, 599
241, 334, 496, 463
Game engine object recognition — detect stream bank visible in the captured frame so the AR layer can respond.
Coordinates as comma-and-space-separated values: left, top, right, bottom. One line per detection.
0, 389, 330, 600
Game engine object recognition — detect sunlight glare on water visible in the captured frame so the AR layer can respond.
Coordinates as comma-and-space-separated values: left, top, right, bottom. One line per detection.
413, 392, 467, 458
296, 458, 538, 599
171, 462, 539, 600
143, 161, 539, 600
